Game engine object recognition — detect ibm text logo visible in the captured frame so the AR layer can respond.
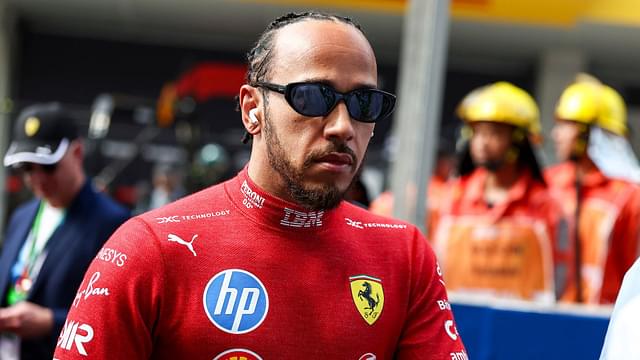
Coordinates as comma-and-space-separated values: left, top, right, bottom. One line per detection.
280, 208, 324, 228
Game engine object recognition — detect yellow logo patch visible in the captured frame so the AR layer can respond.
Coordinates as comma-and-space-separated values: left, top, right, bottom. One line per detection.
25, 117, 40, 137
350, 275, 384, 325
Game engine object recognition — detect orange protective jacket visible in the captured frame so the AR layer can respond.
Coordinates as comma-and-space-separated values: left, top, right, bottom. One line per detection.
545, 162, 640, 304
369, 176, 451, 240
432, 168, 563, 302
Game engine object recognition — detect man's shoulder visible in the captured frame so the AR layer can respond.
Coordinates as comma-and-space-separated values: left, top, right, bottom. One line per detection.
91, 190, 131, 218
5, 198, 39, 231
136, 182, 231, 227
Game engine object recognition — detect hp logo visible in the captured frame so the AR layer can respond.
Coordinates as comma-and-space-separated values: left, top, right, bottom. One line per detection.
203, 269, 269, 334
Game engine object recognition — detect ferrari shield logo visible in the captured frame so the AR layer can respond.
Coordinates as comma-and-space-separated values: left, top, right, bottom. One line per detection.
350, 275, 384, 325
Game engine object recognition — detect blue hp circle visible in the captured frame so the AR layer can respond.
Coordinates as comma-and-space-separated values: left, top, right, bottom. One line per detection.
203, 269, 269, 334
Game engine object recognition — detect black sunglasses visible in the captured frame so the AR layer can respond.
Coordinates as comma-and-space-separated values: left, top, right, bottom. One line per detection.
255, 81, 396, 123
12, 162, 58, 175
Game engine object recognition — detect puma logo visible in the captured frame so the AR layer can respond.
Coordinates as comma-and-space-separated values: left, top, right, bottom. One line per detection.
167, 233, 198, 256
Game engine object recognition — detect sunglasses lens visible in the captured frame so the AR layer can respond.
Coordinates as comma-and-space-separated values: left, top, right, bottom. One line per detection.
12, 163, 57, 174
12, 163, 30, 173
42, 164, 58, 173
348, 90, 383, 123
284, 83, 396, 123
288, 83, 335, 117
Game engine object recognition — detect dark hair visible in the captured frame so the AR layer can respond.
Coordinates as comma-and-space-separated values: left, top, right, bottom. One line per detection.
246, 12, 364, 85
240, 12, 364, 144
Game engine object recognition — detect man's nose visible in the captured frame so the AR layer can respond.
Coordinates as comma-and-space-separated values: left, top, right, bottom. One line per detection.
323, 102, 355, 142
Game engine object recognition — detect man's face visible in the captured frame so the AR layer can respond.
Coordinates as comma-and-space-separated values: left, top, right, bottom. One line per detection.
258, 20, 377, 210
21, 141, 82, 207
551, 120, 584, 161
469, 121, 513, 169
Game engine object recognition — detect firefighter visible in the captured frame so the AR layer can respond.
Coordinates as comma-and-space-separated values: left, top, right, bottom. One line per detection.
432, 82, 563, 303
546, 79, 640, 304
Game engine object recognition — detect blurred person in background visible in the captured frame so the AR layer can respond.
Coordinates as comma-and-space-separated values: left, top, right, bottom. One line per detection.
148, 163, 186, 210
54, 12, 466, 359
545, 77, 640, 304
369, 136, 457, 239
432, 82, 563, 303
0, 103, 130, 360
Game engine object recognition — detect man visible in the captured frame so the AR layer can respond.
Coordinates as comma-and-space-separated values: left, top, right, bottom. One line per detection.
0, 103, 130, 359
546, 79, 640, 304
54, 12, 467, 359
432, 82, 563, 302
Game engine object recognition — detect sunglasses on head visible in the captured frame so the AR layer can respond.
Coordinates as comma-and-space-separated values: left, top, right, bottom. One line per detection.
255, 81, 396, 123
12, 162, 58, 175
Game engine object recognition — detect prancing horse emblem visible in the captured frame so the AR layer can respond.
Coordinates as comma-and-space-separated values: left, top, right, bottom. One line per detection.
350, 275, 384, 325
167, 233, 198, 256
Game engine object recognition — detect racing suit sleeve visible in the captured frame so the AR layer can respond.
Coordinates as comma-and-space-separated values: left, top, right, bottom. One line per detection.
53, 218, 164, 359
395, 228, 467, 359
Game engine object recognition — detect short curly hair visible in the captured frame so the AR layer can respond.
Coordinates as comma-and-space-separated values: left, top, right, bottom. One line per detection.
240, 12, 365, 144
246, 12, 364, 85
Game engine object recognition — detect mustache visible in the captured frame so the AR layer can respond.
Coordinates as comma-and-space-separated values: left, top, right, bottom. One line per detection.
303, 141, 358, 169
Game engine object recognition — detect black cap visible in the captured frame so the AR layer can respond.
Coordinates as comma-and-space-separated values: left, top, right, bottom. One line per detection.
3, 103, 79, 167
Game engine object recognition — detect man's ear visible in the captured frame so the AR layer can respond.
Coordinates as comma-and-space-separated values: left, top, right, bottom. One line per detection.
239, 85, 263, 135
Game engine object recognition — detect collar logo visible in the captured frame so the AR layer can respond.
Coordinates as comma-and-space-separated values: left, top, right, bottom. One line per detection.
213, 348, 263, 360
241, 180, 265, 209
25, 117, 40, 137
349, 275, 384, 325
280, 207, 324, 228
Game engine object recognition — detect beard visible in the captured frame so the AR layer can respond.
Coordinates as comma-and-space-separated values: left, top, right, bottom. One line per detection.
263, 109, 359, 211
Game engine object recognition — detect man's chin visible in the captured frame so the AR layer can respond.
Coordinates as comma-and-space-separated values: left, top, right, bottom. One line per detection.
290, 183, 344, 211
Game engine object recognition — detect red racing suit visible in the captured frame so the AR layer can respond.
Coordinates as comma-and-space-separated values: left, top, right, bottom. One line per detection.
432, 168, 562, 302
545, 162, 640, 304
53, 168, 467, 360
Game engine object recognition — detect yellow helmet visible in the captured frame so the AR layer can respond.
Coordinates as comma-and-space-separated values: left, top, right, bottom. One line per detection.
555, 80, 627, 136
457, 81, 541, 138
599, 85, 627, 136
555, 81, 600, 124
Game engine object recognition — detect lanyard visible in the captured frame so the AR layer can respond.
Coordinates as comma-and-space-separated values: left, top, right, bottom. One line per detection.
22, 202, 46, 279
6, 202, 50, 305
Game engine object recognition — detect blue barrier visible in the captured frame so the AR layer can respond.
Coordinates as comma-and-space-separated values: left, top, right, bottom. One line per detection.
452, 300, 611, 360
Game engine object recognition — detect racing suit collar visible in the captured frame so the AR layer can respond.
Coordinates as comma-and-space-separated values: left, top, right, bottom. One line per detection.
226, 166, 337, 232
